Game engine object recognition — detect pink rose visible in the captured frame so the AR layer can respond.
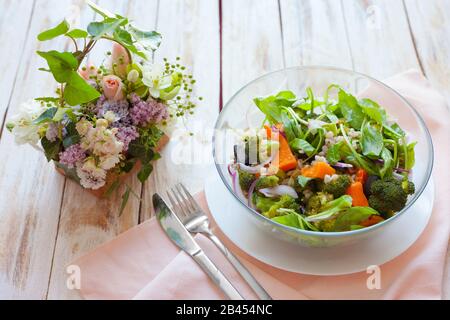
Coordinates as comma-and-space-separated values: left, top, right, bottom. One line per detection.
102, 75, 124, 101
110, 43, 130, 78
79, 63, 98, 80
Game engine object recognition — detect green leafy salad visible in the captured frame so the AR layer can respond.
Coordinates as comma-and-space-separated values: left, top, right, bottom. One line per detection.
228, 86, 416, 232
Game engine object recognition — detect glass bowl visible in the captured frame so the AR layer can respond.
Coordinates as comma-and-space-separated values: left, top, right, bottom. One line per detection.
212, 66, 433, 247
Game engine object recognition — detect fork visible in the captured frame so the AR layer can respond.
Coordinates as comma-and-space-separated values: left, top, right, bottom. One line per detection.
167, 183, 272, 300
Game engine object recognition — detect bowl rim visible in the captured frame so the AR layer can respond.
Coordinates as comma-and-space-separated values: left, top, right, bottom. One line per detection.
212, 65, 434, 238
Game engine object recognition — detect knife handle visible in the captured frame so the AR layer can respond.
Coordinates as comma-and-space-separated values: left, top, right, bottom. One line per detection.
192, 250, 244, 300
207, 233, 272, 300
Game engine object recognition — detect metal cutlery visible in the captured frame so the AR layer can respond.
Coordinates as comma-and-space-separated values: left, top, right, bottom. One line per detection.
166, 183, 272, 300
153, 193, 244, 300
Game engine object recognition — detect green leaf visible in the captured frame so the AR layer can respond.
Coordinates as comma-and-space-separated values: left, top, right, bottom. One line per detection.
66, 29, 88, 38
290, 138, 315, 156
41, 137, 61, 161
119, 186, 131, 216
86, 0, 114, 18
62, 122, 81, 148
405, 142, 417, 170
326, 142, 342, 164
33, 107, 58, 124
37, 20, 70, 41
380, 147, 394, 178
121, 158, 137, 173
37, 51, 78, 83
361, 122, 383, 157
280, 112, 299, 142
306, 195, 353, 222
338, 90, 365, 129
128, 25, 162, 51
159, 85, 180, 101
104, 179, 121, 198
383, 122, 405, 139
297, 175, 312, 188
253, 96, 283, 125
359, 98, 387, 124
334, 207, 380, 231
137, 163, 153, 183
64, 72, 101, 106
113, 28, 133, 46
87, 18, 126, 40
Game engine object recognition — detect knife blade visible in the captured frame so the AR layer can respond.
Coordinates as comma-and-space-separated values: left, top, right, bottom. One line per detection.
153, 193, 243, 300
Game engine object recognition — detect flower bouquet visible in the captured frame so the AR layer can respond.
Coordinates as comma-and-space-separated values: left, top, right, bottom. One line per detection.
6, 2, 200, 206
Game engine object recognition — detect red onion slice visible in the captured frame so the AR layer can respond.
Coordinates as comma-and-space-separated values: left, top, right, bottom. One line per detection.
259, 185, 298, 199
247, 178, 260, 209
332, 162, 353, 168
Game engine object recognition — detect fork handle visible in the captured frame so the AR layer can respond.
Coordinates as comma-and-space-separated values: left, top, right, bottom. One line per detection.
192, 250, 244, 300
207, 233, 272, 300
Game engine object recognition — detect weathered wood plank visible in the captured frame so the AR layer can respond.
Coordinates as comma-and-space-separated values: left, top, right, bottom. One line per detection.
139, 0, 221, 221
221, 0, 284, 100
0, 0, 89, 300
341, 0, 420, 77
280, 0, 352, 68
0, 0, 35, 132
404, 0, 450, 106
46, 0, 159, 300
403, 0, 450, 300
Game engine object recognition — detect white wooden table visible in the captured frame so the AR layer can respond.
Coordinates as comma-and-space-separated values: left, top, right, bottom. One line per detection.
0, 0, 448, 300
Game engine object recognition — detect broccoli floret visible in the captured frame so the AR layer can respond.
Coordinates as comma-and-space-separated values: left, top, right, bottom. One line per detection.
238, 169, 257, 192
315, 219, 336, 232
368, 178, 415, 217
322, 175, 352, 198
305, 192, 333, 215
254, 194, 300, 218
256, 175, 279, 190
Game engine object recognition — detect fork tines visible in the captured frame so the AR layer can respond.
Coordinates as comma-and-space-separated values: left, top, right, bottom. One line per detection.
166, 183, 200, 217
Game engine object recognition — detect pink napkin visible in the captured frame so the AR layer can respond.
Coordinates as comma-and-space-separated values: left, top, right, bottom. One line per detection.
74, 70, 449, 300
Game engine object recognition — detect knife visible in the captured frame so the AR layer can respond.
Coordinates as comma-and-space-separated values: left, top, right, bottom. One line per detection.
153, 193, 244, 300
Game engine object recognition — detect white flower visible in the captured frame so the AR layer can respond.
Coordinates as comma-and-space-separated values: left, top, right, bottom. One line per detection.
103, 111, 117, 124
76, 158, 107, 190
99, 154, 122, 170
142, 63, 172, 99
76, 119, 92, 136
127, 69, 139, 83
8, 100, 44, 145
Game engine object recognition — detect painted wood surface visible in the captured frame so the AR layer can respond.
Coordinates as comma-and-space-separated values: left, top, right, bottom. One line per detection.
0, 0, 448, 299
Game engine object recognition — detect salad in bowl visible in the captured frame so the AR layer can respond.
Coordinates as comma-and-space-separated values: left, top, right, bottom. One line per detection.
228, 86, 417, 233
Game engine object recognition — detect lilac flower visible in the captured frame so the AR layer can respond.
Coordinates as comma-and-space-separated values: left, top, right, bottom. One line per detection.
116, 126, 139, 152
45, 123, 58, 142
59, 144, 86, 168
95, 94, 131, 125
129, 93, 169, 126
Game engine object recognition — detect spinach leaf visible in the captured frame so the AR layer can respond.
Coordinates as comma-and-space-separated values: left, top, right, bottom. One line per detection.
297, 175, 313, 188
337, 90, 365, 129
383, 122, 405, 139
253, 96, 283, 124
405, 142, 416, 170
361, 122, 383, 157
290, 138, 315, 156
380, 147, 394, 178
359, 98, 387, 124
334, 207, 380, 231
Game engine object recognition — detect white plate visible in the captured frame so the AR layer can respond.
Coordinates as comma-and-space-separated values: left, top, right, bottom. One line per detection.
205, 172, 435, 275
